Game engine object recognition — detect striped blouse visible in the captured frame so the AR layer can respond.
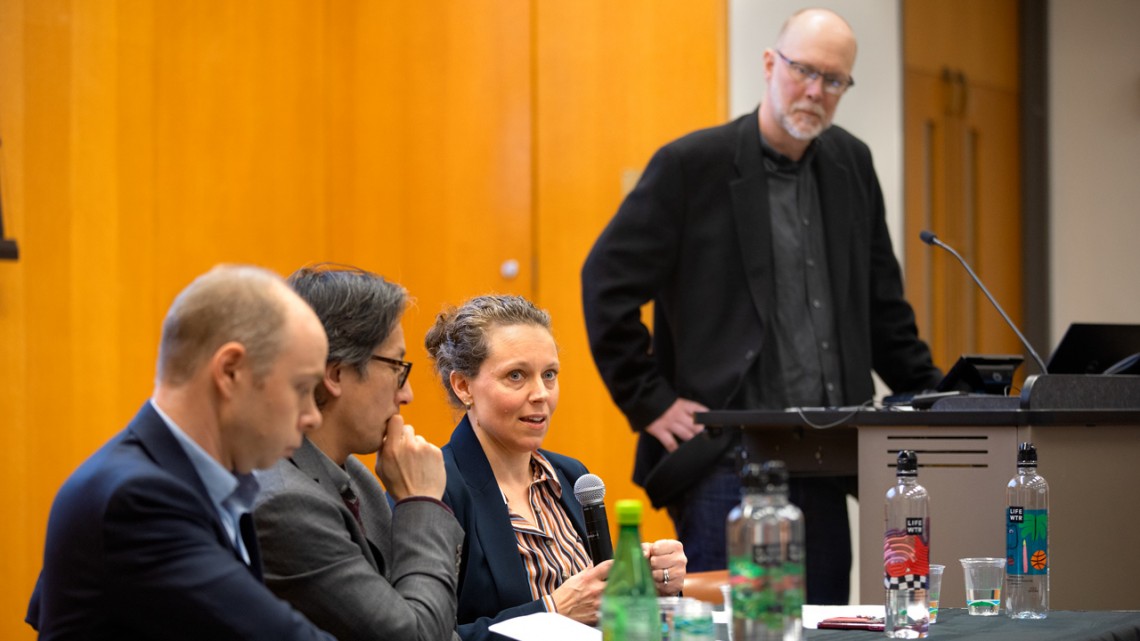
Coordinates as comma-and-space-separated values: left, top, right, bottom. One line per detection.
506, 452, 593, 612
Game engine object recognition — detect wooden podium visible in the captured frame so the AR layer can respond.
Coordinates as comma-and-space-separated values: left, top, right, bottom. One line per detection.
697, 375, 1140, 610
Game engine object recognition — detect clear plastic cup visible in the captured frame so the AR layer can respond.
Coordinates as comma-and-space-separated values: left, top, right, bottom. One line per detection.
673, 598, 714, 641
658, 596, 685, 640
928, 564, 945, 623
960, 557, 1005, 616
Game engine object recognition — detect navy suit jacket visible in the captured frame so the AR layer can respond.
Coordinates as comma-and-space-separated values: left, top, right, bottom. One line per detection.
26, 402, 333, 641
441, 416, 590, 641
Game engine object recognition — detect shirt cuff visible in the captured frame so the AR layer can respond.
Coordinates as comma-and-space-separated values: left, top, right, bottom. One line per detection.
394, 496, 454, 516
541, 594, 557, 613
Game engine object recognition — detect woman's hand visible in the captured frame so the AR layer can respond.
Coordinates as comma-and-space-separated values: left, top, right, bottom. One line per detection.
551, 560, 612, 624
642, 539, 687, 596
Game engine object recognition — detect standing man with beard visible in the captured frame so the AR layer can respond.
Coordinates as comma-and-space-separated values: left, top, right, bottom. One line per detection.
581, 8, 940, 604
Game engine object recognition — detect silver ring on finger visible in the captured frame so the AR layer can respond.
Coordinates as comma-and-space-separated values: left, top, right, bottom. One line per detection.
663, 568, 670, 585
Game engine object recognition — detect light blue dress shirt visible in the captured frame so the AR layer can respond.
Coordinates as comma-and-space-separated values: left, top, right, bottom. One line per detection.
149, 399, 260, 563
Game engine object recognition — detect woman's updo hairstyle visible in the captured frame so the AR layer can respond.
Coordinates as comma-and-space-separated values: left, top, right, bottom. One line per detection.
424, 294, 553, 408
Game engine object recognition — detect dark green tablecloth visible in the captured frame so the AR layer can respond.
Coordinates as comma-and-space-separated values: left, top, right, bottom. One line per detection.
803, 609, 1140, 641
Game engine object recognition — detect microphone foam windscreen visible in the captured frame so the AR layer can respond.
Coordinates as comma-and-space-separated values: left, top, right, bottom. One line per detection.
573, 473, 606, 506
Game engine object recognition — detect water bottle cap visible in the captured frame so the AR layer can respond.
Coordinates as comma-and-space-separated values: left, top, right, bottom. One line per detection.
896, 450, 918, 476
1017, 442, 1038, 466
741, 460, 789, 488
615, 499, 643, 525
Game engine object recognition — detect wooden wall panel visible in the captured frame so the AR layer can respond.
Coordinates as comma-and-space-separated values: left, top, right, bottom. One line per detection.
902, 0, 1019, 92
534, 0, 727, 542
0, 0, 31, 632
362, 1, 535, 449
0, 1, 724, 637
113, 0, 160, 418
151, 0, 329, 281
903, 0, 1023, 374
18, 1, 82, 635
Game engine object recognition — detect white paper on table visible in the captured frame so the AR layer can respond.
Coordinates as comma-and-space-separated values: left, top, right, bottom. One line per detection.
488, 612, 602, 641
801, 604, 886, 629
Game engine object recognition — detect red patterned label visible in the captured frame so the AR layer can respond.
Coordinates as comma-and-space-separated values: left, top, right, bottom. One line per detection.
883, 520, 929, 589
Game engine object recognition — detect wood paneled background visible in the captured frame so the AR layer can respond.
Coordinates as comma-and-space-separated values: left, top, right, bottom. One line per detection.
902, 0, 1023, 371
0, 1, 727, 637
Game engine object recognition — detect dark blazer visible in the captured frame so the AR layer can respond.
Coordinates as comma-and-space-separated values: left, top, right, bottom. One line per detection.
253, 438, 463, 641
26, 402, 333, 641
441, 416, 590, 641
582, 109, 941, 492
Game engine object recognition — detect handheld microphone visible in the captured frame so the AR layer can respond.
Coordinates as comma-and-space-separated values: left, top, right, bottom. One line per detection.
573, 474, 613, 564
920, 230, 1048, 374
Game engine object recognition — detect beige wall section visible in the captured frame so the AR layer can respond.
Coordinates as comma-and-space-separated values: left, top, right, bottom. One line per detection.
1049, 0, 1140, 342
0, 1, 725, 638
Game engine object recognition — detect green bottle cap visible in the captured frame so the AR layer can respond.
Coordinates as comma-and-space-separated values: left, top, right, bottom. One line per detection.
614, 499, 643, 525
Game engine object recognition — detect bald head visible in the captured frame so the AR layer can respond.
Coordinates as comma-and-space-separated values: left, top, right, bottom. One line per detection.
157, 264, 304, 386
776, 8, 857, 71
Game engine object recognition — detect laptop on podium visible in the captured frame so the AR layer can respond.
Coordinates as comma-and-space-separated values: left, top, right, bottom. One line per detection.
1046, 323, 1140, 375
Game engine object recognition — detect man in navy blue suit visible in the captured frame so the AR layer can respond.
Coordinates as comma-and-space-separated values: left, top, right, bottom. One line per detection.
27, 264, 337, 640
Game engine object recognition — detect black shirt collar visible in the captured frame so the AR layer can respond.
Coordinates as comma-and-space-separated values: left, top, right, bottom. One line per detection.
759, 133, 818, 173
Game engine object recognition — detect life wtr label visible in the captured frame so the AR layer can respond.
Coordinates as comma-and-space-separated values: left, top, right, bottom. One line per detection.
1006, 507, 1048, 575
883, 517, 929, 589
906, 517, 924, 535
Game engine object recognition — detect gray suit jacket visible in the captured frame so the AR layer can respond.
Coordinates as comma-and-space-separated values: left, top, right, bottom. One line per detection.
253, 438, 463, 641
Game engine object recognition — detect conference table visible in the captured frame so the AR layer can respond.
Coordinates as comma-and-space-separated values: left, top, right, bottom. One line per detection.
802, 609, 1140, 641
706, 609, 1140, 641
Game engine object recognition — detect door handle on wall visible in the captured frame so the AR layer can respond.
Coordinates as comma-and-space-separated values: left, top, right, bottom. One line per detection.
941, 67, 969, 118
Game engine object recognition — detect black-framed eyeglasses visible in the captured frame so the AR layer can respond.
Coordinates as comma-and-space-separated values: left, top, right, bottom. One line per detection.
371, 355, 412, 389
776, 50, 854, 95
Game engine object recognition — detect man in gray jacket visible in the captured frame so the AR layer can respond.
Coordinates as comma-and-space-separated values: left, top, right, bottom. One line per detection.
254, 264, 463, 641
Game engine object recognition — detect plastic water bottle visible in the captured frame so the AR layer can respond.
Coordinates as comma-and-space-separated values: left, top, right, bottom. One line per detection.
726, 460, 805, 641
884, 450, 930, 638
1005, 442, 1049, 619
601, 499, 661, 641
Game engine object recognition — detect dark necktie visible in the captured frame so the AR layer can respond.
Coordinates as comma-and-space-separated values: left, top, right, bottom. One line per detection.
239, 513, 263, 578
341, 483, 365, 533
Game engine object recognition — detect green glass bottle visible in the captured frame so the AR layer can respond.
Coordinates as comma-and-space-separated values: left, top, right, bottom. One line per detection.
601, 499, 662, 641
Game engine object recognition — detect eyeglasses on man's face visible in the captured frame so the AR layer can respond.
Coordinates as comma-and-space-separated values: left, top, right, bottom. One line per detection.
370, 354, 412, 389
776, 50, 854, 95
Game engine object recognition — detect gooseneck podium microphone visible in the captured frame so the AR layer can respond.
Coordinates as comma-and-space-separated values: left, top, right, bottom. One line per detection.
920, 230, 1048, 374
573, 474, 613, 563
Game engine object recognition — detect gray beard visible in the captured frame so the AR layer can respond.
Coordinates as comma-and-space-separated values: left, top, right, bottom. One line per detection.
779, 110, 829, 141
